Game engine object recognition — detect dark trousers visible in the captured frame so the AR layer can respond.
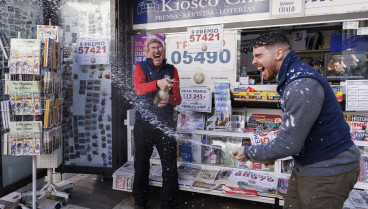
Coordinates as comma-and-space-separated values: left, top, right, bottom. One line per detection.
133, 120, 178, 209
284, 167, 360, 209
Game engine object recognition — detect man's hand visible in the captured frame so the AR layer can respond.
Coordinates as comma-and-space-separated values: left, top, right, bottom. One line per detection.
157, 97, 169, 108
157, 77, 173, 91
232, 146, 248, 162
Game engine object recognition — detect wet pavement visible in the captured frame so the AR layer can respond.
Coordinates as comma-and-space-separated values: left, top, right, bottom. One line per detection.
63, 174, 280, 209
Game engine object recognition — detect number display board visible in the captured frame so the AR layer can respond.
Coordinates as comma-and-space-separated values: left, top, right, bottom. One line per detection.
166, 31, 237, 90
76, 39, 110, 65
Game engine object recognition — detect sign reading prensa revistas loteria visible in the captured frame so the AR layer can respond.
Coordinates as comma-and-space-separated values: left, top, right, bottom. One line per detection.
133, 0, 269, 29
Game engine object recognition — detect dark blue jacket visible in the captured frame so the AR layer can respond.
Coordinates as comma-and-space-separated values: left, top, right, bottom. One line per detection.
135, 58, 175, 124
277, 51, 353, 165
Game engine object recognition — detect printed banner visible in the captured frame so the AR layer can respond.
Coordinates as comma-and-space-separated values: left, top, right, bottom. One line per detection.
76, 39, 110, 65
133, 0, 269, 29
166, 31, 237, 90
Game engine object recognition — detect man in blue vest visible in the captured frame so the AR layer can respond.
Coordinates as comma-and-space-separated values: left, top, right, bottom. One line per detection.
232, 32, 360, 209
133, 39, 181, 209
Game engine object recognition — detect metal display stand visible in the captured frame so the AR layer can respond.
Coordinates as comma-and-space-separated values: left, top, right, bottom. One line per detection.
19, 147, 74, 208
1, 31, 73, 209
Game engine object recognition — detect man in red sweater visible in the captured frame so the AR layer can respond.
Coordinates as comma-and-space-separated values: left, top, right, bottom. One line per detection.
133, 39, 181, 209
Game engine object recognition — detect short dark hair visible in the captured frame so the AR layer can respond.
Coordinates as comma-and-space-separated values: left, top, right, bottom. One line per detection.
252, 32, 291, 49
146, 39, 163, 52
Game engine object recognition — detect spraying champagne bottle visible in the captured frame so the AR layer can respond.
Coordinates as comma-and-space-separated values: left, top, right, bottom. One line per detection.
153, 77, 173, 106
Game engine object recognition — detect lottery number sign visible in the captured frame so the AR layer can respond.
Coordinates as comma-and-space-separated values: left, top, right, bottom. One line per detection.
187, 25, 223, 53
77, 39, 110, 65
166, 31, 237, 89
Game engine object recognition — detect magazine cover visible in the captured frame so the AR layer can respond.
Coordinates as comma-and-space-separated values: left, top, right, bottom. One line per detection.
195, 168, 219, 183
228, 169, 278, 193
9, 121, 42, 156
177, 163, 200, 186
214, 169, 233, 185
8, 39, 41, 74
6, 81, 42, 115
192, 181, 218, 190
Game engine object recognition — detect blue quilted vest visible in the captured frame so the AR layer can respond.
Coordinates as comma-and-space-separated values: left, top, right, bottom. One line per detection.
135, 58, 175, 123
277, 51, 353, 165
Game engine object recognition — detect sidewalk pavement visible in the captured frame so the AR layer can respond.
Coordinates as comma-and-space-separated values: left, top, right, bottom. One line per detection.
1, 173, 279, 209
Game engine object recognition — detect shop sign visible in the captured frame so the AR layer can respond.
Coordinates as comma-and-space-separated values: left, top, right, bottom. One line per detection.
76, 39, 110, 65
37, 25, 60, 42
166, 31, 237, 90
133, 0, 269, 29
346, 80, 368, 111
177, 86, 212, 113
269, 0, 304, 18
305, 0, 368, 15
187, 25, 223, 53
133, 33, 165, 65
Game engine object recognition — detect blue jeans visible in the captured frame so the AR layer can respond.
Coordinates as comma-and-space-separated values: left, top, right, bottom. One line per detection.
133, 120, 178, 209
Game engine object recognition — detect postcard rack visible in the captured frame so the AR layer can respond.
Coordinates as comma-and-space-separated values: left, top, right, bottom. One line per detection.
0, 32, 72, 209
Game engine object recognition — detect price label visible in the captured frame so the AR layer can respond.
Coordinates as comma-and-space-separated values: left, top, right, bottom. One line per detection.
187, 25, 223, 53
177, 86, 212, 113
76, 39, 110, 65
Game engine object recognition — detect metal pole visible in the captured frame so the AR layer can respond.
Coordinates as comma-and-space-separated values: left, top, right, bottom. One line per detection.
32, 156, 37, 209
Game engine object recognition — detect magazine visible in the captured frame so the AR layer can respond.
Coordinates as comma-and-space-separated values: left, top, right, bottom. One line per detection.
192, 181, 218, 190
9, 121, 42, 156
8, 39, 41, 74
195, 168, 219, 183
177, 111, 205, 130
177, 163, 200, 185
228, 169, 278, 193
149, 164, 163, 182
221, 185, 257, 196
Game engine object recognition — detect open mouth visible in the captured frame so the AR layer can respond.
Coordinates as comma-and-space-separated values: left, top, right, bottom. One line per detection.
154, 54, 161, 58
258, 67, 265, 72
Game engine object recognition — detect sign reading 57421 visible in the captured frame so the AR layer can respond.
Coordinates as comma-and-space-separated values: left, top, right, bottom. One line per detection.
77, 39, 110, 65
187, 25, 223, 53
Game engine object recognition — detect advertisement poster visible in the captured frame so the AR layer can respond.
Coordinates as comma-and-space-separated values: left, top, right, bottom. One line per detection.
133, 33, 165, 66
37, 25, 59, 42
187, 25, 223, 53
76, 39, 110, 65
166, 31, 237, 90
346, 80, 368, 111
133, 0, 269, 29
177, 86, 212, 113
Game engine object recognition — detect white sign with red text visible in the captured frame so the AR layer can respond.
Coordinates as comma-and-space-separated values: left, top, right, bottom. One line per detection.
76, 39, 110, 65
166, 31, 237, 90
187, 25, 223, 53
177, 86, 212, 113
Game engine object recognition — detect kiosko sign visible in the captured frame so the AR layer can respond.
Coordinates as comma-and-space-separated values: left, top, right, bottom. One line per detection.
133, 0, 269, 29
